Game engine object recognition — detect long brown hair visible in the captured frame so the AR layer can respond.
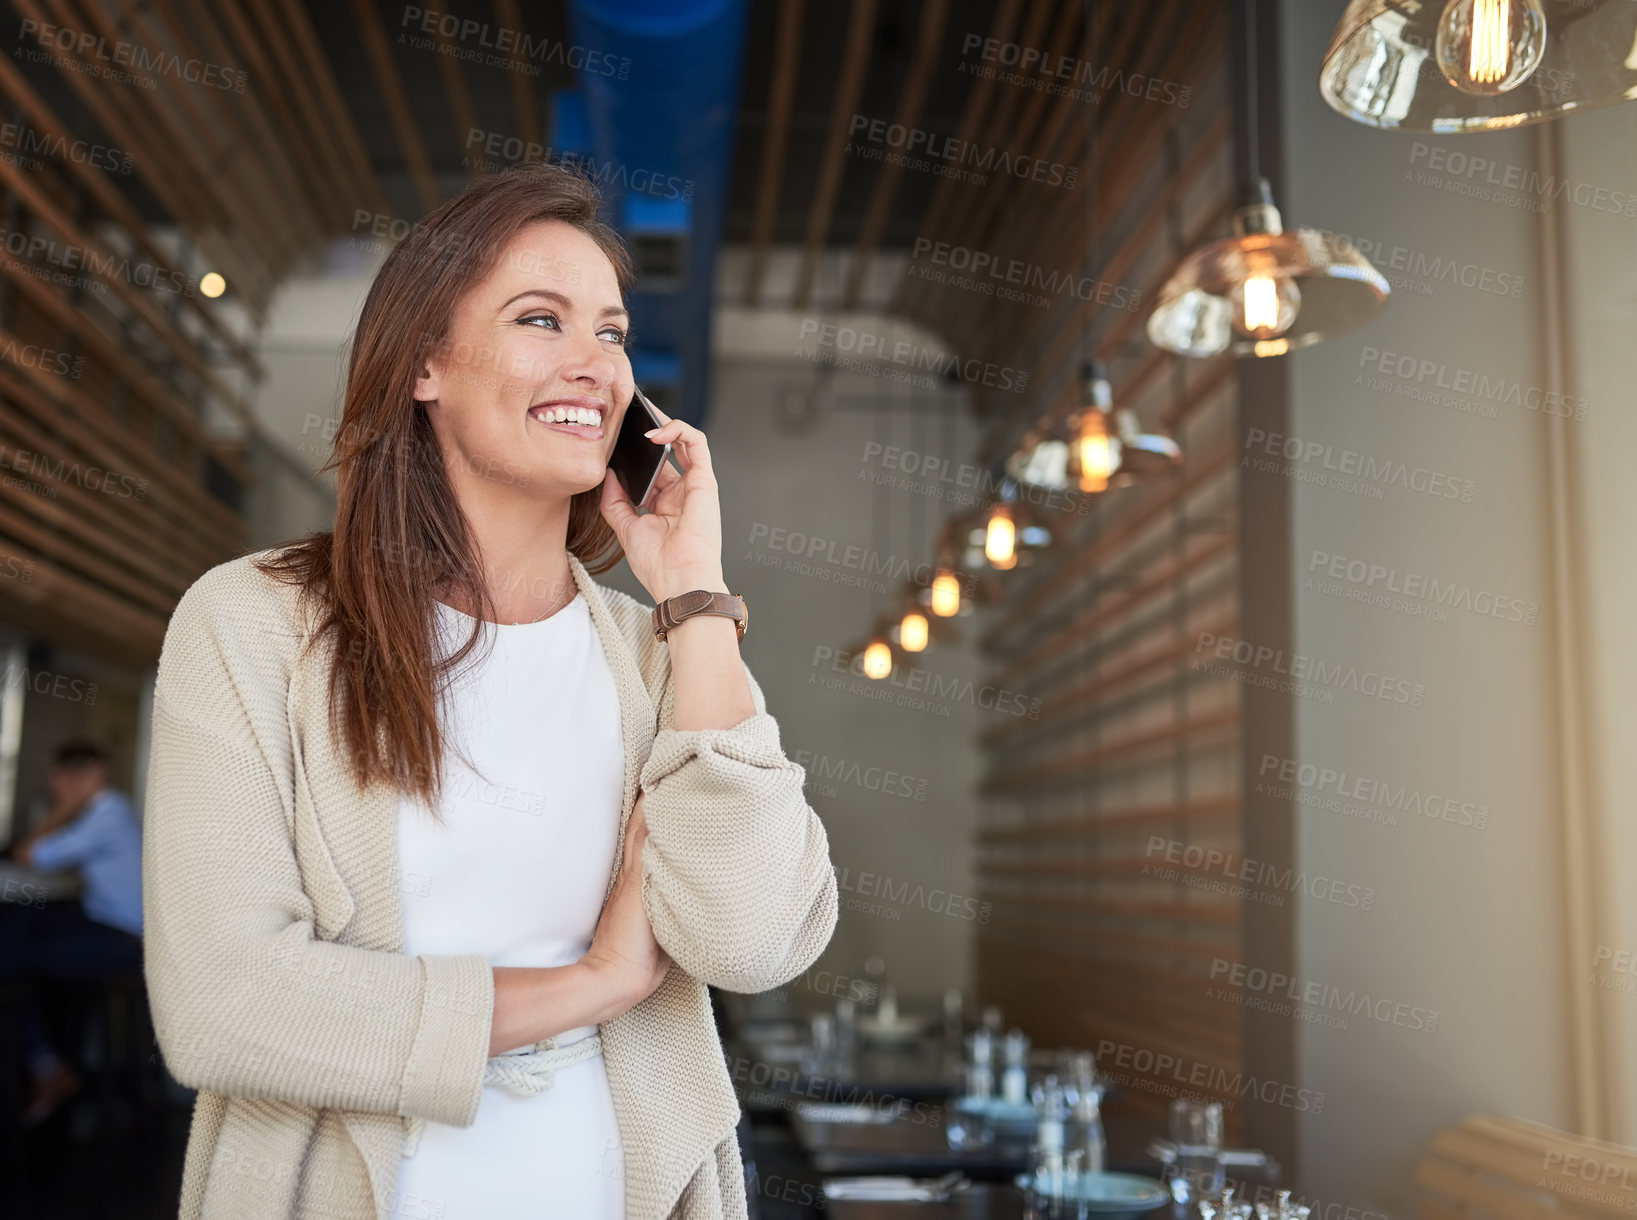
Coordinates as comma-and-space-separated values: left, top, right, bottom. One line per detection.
257, 162, 634, 804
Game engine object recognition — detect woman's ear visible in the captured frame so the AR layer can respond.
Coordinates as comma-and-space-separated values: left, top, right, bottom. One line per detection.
412, 356, 441, 405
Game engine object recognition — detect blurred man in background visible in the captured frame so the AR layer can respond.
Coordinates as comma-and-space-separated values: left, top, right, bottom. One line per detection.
2, 740, 143, 1124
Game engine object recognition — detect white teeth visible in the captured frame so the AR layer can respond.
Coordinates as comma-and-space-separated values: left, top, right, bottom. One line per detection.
533, 405, 601, 426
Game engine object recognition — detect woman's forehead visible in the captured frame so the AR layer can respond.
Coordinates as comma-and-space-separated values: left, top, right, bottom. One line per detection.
491, 220, 620, 297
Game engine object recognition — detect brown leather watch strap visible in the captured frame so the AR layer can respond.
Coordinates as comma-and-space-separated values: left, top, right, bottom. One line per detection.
652, 590, 748, 642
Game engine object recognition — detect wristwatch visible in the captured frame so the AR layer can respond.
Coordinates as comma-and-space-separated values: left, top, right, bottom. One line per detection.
652, 590, 748, 642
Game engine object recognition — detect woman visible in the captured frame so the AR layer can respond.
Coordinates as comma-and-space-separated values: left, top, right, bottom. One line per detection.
142, 162, 838, 1220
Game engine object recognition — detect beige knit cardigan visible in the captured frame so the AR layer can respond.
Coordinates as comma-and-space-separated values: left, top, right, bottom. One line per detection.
142, 549, 839, 1220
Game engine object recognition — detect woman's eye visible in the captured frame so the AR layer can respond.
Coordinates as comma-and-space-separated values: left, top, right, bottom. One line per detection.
518, 313, 560, 330
598, 327, 627, 346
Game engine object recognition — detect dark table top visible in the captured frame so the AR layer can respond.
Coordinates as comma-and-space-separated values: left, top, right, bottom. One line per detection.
790, 1106, 1165, 1181
823, 1182, 1026, 1220
726, 1033, 964, 1105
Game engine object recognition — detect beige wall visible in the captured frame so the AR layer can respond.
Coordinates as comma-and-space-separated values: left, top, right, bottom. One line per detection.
1280, 0, 1578, 1209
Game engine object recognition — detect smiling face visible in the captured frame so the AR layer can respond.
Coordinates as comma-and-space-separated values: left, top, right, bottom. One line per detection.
413, 219, 636, 501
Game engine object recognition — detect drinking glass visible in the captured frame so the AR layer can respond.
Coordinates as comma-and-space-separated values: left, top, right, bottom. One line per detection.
1023, 1147, 1088, 1220
1167, 1099, 1225, 1204
944, 1097, 992, 1150
803, 1013, 836, 1077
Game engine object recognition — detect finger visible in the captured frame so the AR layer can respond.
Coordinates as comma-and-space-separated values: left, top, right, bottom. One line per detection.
599, 469, 638, 536
646, 419, 714, 479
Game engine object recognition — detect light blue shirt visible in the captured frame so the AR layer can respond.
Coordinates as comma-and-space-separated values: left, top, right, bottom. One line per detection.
30, 787, 143, 936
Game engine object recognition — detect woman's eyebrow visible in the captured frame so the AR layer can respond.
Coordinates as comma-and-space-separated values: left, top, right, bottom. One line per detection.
500, 288, 628, 320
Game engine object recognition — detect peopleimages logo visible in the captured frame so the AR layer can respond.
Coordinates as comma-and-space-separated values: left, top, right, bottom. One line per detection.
847, 114, 1078, 189
1256, 754, 1488, 831
797, 318, 1028, 393
1094, 1039, 1325, 1114
1193, 631, 1427, 707
399, 7, 629, 78
1407, 141, 1637, 217
1207, 959, 1439, 1034
1357, 345, 1589, 421
958, 33, 1192, 108
1307, 549, 1540, 627
18, 18, 248, 91
908, 238, 1141, 312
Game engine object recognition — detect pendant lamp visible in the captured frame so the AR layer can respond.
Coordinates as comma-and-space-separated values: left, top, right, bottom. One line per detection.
1150, 0, 1390, 359
1320, 0, 1637, 132
1147, 178, 1390, 358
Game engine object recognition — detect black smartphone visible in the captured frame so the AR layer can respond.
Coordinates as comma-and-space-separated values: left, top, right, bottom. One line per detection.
607, 385, 672, 508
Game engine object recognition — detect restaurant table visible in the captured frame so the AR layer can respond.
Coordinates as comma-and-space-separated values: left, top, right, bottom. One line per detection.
823, 1182, 1025, 1220
822, 1187, 1279, 1220
790, 1107, 1163, 1182
726, 1034, 964, 1104
0, 859, 81, 902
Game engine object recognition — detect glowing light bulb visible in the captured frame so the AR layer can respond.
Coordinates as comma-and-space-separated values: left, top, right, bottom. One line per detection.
985, 505, 1016, 569
862, 639, 893, 679
900, 610, 928, 652
1229, 271, 1301, 339
1074, 410, 1116, 493
1436, 0, 1546, 96
930, 569, 962, 617
199, 272, 226, 298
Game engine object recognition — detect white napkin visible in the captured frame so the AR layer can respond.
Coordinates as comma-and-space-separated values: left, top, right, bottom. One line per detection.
796, 1102, 897, 1124
822, 1176, 941, 1201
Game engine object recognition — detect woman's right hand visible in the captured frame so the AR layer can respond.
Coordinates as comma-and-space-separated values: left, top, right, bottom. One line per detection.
581, 794, 671, 1018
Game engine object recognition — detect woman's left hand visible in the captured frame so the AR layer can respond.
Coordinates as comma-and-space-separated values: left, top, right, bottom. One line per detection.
599, 403, 727, 602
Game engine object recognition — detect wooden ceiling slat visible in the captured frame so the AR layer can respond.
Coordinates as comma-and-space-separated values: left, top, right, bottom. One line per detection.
0, 534, 170, 666
979, 707, 1238, 797
789, 0, 878, 309
838, 0, 949, 311
492, 0, 543, 160
973, 192, 1233, 469
236, 0, 369, 229
173, 0, 340, 245
994, 549, 1237, 697
980, 440, 1234, 653
0, 334, 246, 558
941, 0, 1180, 341
885, 0, 1033, 315
0, 247, 253, 492
351, 0, 442, 215
175, 0, 342, 239
274, 0, 391, 219
7, 0, 277, 298
981, 893, 1242, 927
0, 51, 265, 378
431, 19, 482, 182
923, 0, 1206, 345
110, 0, 314, 258
43, 0, 267, 245
978, 794, 1238, 844
0, 399, 218, 597
0, 141, 276, 447
0, 456, 188, 616
742, 0, 804, 307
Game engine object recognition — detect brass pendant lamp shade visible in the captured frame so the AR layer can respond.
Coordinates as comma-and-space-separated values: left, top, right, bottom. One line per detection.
1320, 0, 1637, 132
1147, 180, 1390, 359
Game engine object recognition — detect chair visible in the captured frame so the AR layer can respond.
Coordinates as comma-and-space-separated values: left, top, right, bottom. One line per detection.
1417, 1112, 1637, 1220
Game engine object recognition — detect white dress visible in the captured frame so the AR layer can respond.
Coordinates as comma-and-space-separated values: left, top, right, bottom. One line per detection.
390, 593, 627, 1220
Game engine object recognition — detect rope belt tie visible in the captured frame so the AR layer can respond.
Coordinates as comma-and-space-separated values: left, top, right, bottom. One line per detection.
401, 1034, 602, 1158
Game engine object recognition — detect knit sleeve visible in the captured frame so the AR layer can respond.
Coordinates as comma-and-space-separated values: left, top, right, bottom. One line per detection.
142, 568, 494, 1128
636, 659, 838, 993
